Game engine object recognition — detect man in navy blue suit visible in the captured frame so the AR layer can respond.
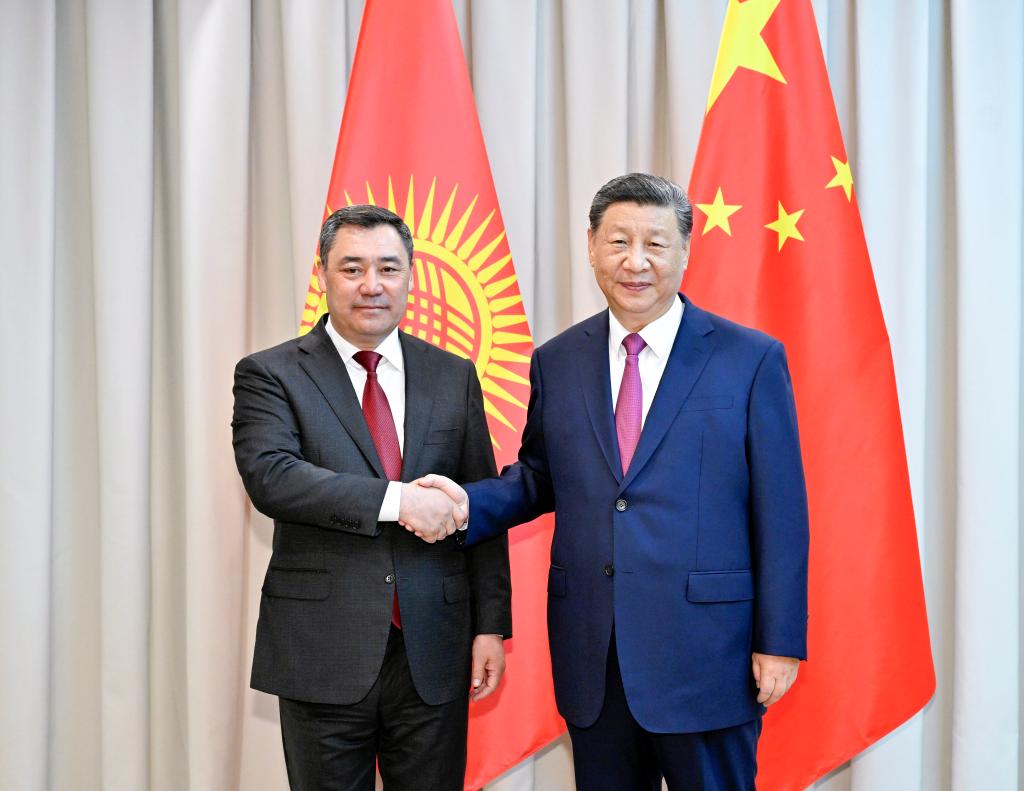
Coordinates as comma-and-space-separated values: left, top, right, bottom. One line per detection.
414, 173, 809, 789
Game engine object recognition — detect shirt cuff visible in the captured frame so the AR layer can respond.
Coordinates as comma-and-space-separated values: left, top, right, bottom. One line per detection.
378, 481, 403, 522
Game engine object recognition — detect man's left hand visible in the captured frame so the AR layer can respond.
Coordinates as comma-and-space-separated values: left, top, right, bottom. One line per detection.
470, 634, 506, 702
751, 653, 800, 706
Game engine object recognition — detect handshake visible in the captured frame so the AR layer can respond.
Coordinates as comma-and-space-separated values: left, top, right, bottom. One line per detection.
397, 474, 469, 543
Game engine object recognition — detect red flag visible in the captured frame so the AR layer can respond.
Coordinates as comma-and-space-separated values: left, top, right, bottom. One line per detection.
298, 1, 564, 786
685, 0, 935, 787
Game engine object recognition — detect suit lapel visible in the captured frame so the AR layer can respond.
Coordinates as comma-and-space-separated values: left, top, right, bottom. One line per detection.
620, 295, 716, 490
576, 311, 623, 483
398, 332, 437, 481
297, 318, 387, 478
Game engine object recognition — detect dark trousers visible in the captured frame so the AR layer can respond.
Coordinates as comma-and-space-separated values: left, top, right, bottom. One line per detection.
567, 635, 761, 791
278, 626, 469, 791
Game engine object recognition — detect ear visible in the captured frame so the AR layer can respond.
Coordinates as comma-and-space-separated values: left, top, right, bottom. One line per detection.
316, 256, 327, 293
586, 227, 596, 267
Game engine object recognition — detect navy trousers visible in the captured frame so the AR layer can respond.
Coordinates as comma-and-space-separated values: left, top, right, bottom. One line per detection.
567, 634, 761, 791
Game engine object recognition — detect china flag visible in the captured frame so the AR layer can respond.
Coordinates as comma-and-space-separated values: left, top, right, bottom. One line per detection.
684, 0, 935, 788
297, 0, 563, 787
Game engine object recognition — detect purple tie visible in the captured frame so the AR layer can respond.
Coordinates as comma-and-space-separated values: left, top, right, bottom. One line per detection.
615, 333, 646, 475
353, 350, 403, 628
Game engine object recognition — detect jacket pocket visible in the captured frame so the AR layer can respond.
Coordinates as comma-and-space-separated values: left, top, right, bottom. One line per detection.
548, 565, 567, 598
262, 567, 331, 600
443, 572, 470, 603
425, 427, 463, 445
682, 395, 734, 411
686, 570, 753, 603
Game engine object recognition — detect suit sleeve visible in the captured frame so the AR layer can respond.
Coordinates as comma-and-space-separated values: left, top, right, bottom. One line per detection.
463, 348, 556, 547
457, 363, 513, 638
231, 354, 388, 537
747, 341, 810, 659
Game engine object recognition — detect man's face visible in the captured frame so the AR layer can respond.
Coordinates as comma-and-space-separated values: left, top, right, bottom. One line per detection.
317, 223, 412, 349
587, 201, 688, 332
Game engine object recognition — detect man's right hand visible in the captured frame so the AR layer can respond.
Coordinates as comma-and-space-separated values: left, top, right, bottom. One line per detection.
398, 482, 466, 543
413, 474, 468, 514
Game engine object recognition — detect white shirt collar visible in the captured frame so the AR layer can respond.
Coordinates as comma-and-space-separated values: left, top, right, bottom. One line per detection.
324, 317, 405, 372
608, 294, 685, 359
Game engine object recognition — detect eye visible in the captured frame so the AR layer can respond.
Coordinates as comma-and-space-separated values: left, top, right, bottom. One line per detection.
610, 238, 627, 246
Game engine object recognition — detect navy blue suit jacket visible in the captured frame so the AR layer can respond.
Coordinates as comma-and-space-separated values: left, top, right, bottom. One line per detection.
465, 294, 809, 733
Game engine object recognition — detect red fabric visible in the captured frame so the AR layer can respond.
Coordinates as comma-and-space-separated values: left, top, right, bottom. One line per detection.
301, 0, 563, 786
684, 1, 935, 788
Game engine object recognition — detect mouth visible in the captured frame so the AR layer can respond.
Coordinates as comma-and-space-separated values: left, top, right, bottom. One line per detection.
618, 282, 652, 292
354, 305, 390, 311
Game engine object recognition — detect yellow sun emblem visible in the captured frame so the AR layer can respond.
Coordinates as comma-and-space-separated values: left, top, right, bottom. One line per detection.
300, 176, 533, 449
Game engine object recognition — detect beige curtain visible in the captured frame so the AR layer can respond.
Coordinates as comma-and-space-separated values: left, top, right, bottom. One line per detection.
1, 1, 1021, 789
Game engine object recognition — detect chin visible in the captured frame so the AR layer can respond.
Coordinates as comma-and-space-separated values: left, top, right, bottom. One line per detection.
366, 318, 401, 335
616, 298, 655, 314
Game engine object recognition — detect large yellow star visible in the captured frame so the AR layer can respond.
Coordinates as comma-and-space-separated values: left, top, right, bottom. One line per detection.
825, 155, 854, 201
695, 188, 743, 236
706, 0, 786, 112
765, 201, 805, 251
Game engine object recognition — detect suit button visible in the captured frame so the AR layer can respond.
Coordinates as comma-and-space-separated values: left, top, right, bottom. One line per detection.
385, 574, 395, 584
603, 564, 614, 577
615, 499, 627, 512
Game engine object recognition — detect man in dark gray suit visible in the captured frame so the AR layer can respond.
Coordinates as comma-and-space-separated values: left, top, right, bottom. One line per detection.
232, 205, 511, 791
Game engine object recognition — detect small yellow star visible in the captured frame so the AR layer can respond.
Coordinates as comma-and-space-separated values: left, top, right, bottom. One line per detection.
765, 202, 805, 251
707, 0, 786, 112
825, 155, 854, 201
695, 188, 743, 236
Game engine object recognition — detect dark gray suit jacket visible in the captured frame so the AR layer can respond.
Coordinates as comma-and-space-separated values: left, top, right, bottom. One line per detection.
232, 316, 512, 706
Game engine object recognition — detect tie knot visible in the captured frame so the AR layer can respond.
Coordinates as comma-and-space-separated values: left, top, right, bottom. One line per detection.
353, 350, 383, 373
622, 333, 647, 357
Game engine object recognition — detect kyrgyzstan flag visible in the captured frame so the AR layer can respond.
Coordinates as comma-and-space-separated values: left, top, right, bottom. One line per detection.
684, 0, 935, 787
297, 0, 564, 787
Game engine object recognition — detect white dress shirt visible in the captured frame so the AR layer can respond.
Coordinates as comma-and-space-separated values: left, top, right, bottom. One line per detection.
324, 319, 405, 521
608, 296, 685, 428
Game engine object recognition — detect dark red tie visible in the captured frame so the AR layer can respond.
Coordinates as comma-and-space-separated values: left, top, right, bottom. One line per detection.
353, 350, 403, 627
615, 333, 646, 474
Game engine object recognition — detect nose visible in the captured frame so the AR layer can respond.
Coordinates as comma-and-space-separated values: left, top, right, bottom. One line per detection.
622, 242, 650, 272
360, 269, 383, 295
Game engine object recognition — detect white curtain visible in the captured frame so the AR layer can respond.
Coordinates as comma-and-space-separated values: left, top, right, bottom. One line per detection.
1, 1, 1020, 789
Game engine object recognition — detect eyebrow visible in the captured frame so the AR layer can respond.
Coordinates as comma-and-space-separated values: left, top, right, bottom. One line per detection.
605, 225, 673, 236
336, 254, 406, 266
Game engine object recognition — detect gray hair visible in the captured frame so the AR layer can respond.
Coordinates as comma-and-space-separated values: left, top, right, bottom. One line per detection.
589, 173, 693, 242
318, 204, 415, 267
